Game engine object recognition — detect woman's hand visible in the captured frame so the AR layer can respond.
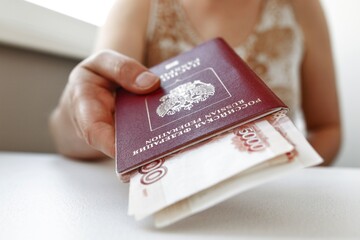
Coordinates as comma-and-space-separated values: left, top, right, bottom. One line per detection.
49, 50, 160, 159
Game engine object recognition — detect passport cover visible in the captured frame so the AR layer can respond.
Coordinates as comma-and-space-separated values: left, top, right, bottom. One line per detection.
115, 38, 288, 174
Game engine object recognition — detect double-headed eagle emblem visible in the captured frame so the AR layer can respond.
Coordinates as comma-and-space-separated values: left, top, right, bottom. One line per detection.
156, 80, 215, 117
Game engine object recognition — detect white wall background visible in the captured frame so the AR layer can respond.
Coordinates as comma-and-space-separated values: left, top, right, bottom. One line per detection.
322, 0, 360, 167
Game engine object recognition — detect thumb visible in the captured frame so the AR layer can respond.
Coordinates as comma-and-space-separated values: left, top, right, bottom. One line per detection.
132, 71, 161, 94
80, 50, 161, 95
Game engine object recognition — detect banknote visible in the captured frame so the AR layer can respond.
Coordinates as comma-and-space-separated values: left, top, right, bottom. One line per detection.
128, 118, 294, 220
154, 113, 323, 227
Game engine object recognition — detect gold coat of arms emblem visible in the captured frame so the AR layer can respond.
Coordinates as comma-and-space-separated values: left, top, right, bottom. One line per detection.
156, 80, 215, 117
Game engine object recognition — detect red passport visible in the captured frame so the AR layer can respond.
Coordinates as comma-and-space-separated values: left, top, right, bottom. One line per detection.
115, 38, 288, 174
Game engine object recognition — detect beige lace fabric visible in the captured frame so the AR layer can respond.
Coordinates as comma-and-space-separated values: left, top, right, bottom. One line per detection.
144, 0, 305, 128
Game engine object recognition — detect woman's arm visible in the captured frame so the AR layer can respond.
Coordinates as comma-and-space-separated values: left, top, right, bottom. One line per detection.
49, 0, 159, 159
292, 0, 342, 166
94, 0, 150, 60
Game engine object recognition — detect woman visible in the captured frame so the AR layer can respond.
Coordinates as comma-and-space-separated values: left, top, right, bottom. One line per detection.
49, 0, 341, 166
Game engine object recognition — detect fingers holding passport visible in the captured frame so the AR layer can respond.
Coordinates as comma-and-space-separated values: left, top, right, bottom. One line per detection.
77, 50, 160, 94
57, 50, 160, 158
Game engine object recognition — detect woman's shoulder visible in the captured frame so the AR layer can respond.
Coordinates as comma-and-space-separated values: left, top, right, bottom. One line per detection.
289, 0, 325, 26
289, 0, 329, 39
107, 0, 151, 21
95, 0, 152, 60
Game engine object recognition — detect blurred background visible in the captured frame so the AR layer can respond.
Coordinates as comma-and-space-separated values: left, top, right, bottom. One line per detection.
0, 0, 359, 167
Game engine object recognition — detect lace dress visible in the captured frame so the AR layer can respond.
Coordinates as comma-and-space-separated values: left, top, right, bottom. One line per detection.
144, 0, 305, 129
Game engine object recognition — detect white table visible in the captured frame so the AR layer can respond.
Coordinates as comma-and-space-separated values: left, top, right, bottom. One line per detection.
0, 152, 359, 240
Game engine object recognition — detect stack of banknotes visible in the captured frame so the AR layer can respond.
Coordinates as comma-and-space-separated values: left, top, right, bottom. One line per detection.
126, 111, 323, 227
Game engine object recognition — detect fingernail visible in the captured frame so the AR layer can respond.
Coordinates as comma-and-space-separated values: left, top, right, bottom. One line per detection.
135, 72, 159, 89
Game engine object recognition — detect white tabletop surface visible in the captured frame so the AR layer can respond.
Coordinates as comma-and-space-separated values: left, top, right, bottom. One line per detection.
0, 152, 359, 240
